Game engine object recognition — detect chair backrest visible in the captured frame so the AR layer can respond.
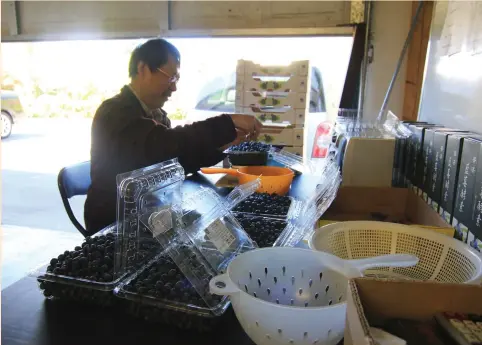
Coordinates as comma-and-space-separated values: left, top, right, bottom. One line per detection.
59, 161, 91, 198
57, 161, 91, 237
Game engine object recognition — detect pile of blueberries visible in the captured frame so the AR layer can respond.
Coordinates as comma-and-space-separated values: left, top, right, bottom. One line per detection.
125, 297, 232, 332
233, 193, 292, 217
123, 251, 223, 307
38, 232, 120, 306
228, 141, 271, 153
235, 214, 287, 247
38, 279, 118, 306
45, 233, 116, 282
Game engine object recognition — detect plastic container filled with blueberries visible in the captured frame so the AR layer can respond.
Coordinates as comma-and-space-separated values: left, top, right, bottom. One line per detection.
33, 225, 122, 306
232, 192, 302, 220
233, 160, 343, 248
33, 159, 186, 306
114, 173, 260, 327
223, 141, 271, 166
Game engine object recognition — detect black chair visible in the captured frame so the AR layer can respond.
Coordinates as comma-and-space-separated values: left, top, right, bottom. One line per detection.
58, 161, 91, 237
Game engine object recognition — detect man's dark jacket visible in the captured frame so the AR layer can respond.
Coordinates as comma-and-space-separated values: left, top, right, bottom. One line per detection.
84, 86, 236, 234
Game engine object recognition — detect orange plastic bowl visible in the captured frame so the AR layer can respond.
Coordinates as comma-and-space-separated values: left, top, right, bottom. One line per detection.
201, 166, 294, 195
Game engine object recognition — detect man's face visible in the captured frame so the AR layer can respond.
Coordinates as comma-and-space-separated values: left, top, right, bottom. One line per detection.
137, 54, 180, 109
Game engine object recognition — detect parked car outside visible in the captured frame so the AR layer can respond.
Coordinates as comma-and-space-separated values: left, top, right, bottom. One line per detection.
1, 90, 28, 138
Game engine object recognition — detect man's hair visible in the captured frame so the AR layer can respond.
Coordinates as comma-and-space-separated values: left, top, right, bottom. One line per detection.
128, 38, 180, 78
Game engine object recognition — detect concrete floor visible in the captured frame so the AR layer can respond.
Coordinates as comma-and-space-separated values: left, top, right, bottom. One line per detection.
1, 225, 83, 290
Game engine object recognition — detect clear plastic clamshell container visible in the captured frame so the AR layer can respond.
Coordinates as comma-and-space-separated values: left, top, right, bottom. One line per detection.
232, 193, 302, 220
115, 179, 260, 316
233, 213, 288, 248
276, 160, 342, 247
34, 225, 120, 290
116, 158, 185, 276
33, 225, 121, 306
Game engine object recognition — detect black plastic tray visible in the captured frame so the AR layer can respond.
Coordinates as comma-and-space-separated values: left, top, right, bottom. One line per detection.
225, 150, 269, 166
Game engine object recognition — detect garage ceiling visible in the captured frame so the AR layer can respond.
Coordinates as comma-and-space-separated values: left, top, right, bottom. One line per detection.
1, 1, 362, 41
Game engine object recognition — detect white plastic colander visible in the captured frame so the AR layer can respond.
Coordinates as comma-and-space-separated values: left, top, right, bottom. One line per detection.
209, 247, 418, 345
308, 221, 482, 284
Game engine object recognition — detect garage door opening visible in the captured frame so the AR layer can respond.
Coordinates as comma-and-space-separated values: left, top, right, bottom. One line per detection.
1, 35, 352, 287
1, 35, 352, 228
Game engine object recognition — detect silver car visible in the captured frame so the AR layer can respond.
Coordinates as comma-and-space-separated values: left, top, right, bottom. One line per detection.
1, 90, 27, 139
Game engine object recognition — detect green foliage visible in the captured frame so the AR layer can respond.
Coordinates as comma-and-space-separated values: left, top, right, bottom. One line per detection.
168, 108, 187, 121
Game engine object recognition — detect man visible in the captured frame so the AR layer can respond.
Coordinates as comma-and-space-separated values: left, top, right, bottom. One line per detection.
85, 38, 261, 234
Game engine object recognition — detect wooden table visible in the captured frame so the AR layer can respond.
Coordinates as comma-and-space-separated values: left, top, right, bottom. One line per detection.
1, 171, 321, 345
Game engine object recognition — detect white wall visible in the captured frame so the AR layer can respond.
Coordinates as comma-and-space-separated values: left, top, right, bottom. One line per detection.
363, 1, 412, 120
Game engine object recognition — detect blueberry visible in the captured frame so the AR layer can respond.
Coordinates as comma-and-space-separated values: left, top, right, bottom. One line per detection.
57, 254, 65, 261
50, 258, 58, 266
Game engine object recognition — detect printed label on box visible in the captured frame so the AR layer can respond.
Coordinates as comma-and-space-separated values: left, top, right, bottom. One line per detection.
422, 129, 434, 195
452, 217, 469, 243
150, 208, 173, 237
440, 207, 452, 224
205, 219, 236, 254
441, 136, 461, 216
468, 231, 482, 253
454, 138, 481, 229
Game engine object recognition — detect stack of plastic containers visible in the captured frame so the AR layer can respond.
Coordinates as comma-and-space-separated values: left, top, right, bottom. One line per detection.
114, 160, 261, 330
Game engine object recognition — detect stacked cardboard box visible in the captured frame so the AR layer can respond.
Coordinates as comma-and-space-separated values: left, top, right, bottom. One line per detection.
391, 121, 482, 251
235, 59, 312, 156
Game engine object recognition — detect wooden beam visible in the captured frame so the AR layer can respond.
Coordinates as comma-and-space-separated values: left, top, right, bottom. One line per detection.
402, 1, 434, 121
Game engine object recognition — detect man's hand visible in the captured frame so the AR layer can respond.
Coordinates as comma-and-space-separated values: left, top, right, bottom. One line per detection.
229, 114, 262, 141
219, 128, 249, 151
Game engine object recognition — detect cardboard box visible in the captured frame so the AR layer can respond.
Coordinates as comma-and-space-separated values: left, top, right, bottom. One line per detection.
420, 128, 434, 201
408, 124, 442, 195
392, 136, 408, 188
345, 278, 482, 345
467, 145, 482, 252
234, 106, 305, 126
453, 137, 482, 243
258, 125, 303, 146
322, 187, 452, 229
341, 137, 396, 188
238, 91, 308, 109
440, 134, 465, 225
424, 129, 469, 210
397, 122, 430, 188
235, 73, 310, 94
236, 59, 309, 78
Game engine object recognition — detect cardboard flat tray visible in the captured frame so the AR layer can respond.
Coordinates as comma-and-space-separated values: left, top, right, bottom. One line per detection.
345, 278, 482, 345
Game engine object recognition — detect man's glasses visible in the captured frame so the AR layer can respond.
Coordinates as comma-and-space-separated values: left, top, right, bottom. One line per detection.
157, 68, 179, 84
